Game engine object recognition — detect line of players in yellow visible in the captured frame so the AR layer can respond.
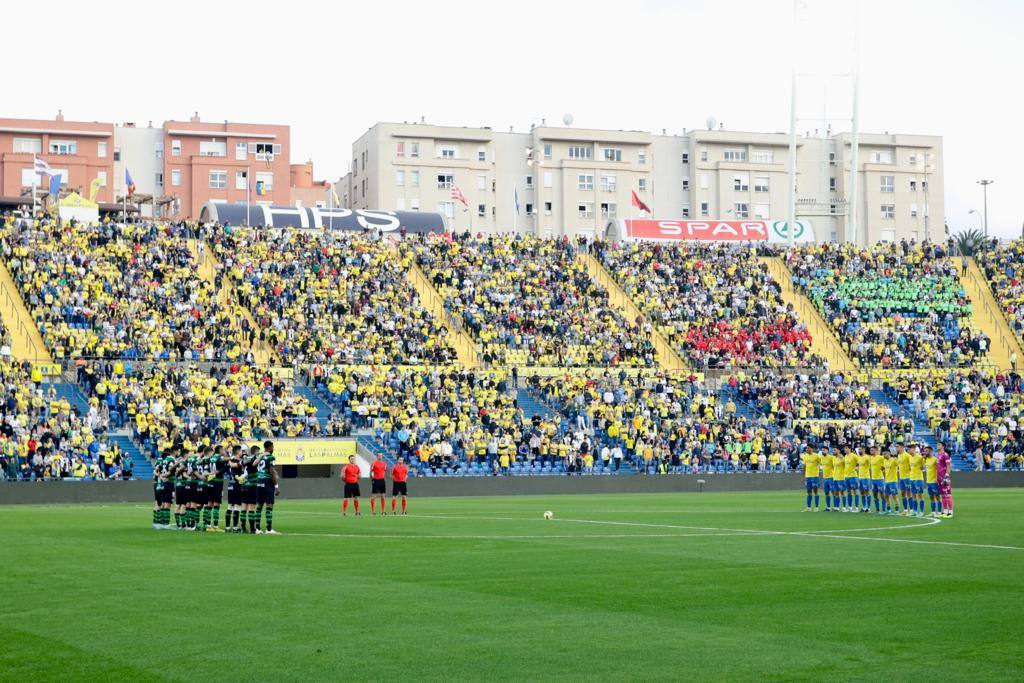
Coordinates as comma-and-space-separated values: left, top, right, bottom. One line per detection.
801, 444, 953, 518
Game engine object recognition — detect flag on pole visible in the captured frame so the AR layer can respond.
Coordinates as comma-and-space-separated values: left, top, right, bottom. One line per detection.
125, 169, 136, 197
631, 190, 651, 215
450, 185, 468, 207
49, 174, 62, 198
513, 186, 521, 215
89, 178, 103, 203
255, 180, 266, 196
331, 183, 341, 208
34, 157, 51, 175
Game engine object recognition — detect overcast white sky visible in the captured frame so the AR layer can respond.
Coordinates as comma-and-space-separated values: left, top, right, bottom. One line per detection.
8, 0, 1020, 236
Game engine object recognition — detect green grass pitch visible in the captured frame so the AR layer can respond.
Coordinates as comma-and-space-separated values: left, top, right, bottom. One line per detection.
1, 489, 1022, 681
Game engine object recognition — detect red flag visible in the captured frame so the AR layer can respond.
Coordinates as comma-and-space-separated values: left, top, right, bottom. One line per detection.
450, 185, 468, 207
631, 190, 651, 214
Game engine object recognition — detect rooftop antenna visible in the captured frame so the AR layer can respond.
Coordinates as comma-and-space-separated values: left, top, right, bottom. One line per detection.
562, 113, 574, 127
705, 117, 717, 130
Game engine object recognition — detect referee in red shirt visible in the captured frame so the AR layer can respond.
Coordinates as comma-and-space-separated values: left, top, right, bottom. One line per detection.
341, 455, 361, 516
369, 454, 387, 515
391, 456, 409, 515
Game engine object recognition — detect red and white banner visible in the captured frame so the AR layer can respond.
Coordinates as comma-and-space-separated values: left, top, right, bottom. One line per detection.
609, 219, 815, 244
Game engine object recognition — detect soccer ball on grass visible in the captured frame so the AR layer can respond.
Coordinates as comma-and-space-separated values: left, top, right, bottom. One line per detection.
543, 511, 553, 520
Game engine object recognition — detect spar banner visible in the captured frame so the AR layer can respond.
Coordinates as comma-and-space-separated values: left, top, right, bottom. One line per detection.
608, 219, 815, 244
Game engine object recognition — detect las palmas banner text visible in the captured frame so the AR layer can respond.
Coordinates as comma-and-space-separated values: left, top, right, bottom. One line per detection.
252, 439, 356, 465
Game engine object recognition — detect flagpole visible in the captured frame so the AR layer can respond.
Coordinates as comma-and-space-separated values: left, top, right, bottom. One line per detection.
328, 182, 334, 232
513, 186, 518, 235
247, 165, 251, 227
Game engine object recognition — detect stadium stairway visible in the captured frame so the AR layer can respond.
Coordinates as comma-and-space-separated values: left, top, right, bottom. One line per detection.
760, 257, 855, 372
293, 383, 333, 425
355, 434, 397, 465
188, 239, 274, 365
869, 388, 970, 469
53, 381, 90, 416
405, 258, 481, 368
960, 257, 1024, 371
107, 433, 153, 480
516, 387, 555, 421
580, 252, 689, 372
0, 262, 52, 362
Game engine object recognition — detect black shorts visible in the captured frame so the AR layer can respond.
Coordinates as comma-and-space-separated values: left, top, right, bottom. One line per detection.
158, 484, 175, 505
207, 482, 223, 504
227, 484, 242, 506
343, 482, 361, 498
242, 485, 259, 505
196, 484, 209, 506
371, 479, 386, 494
256, 482, 275, 505
175, 485, 189, 505
392, 481, 408, 496
185, 482, 198, 504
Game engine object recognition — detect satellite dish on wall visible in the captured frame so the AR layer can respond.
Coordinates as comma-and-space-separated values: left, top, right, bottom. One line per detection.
562, 113, 574, 127
706, 117, 717, 131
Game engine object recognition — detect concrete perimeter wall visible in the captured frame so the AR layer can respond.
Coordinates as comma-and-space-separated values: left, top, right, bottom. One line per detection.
1, 472, 1021, 505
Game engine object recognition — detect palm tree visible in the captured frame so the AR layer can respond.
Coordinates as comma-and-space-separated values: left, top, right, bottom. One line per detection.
954, 228, 986, 257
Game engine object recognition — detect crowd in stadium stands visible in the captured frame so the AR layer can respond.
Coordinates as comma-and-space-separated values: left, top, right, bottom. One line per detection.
595, 241, 819, 369
210, 228, 455, 365
73, 361, 324, 458
408, 234, 656, 367
787, 240, 989, 368
979, 241, 1024, 349
884, 369, 1024, 470
2, 219, 256, 361
0, 359, 134, 481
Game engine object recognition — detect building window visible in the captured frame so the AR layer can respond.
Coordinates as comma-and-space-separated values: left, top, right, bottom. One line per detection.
20, 168, 36, 187
251, 142, 280, 160
396, 142, 405, 157
910, 202, 918, 218
750, 149, 773, 164
154, 142, 164, 159
396, 170, 405, 187
236, 170, 248, 190
543, 171, 553, 188
577, 202, 594, 218
733, 203, 749, 218
361, 178, 367, 195
880, 175, 894, 193
881, 204, 895, 219
97, 141, 107, 158
478, 147, 486, 162
543, 144, 552, 160
700, 202, 709, 217
438, 145, 457, 159
256, 172, 273, 192
396, 198, 406, 210
754, 177, 769, 192
410, 170, 420, 187
829, 152, 836, 165
909, 154, 917, 166
578, 174, 594, 191
525, 174, 533, 188
171, 140, 181, 156
682, 152, 689, 164
438, 201, 454, 218
733, 174, 749, 191
699, 148, 708, 162
410, 142, 419, 158
600, 202, 617, 219
871, 150, 894, 164
478, 203, 486, 217
544, 201, 552, 215
200, 140, 226, 157
681, 205, 690, 218
602, 148, 622, 162
754, 203, 770, 219
410, 199, 419, 211
526, 203, 534, 216
910, 179, 917, 191
49, 140, 77, 155
568, 145, 592, 160
682, 177, 690, 191
95, 171, 107, 186
638, 178, 646, 192
13, 137, 42, 154
699, 173, 709, 190
171, 169, 181, 186
723, 149, 747, 162
477, 174, 486, 190
209, 170, 227, 189
829, 203, 838, 215
600, 175, 616, 192
154, 172, 163, 186
437, 174, 454, 189
922, 180, 928, 191
638, 150, 647, 165
829, 177, 837, 192
235, 142, 247, 160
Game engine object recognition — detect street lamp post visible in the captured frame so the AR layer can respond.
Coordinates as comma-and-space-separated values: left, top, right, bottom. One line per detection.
968, 209, 983, 233
978, 179, 994, 238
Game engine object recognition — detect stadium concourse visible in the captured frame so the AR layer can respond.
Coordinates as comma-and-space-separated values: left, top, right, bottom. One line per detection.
1, 209, 1024, 487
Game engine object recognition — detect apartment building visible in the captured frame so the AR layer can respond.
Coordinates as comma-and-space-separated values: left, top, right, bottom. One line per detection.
349, 121, 943, 244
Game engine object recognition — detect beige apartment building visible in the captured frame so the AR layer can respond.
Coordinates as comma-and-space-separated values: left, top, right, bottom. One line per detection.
345, 121, 943, 245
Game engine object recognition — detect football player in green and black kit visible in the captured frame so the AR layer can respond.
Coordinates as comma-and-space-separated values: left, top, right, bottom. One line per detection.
152, 452, 174, 529
203, 445, 226, 532
225, 445, 245, 533
184, 455, 201, 530
254, 440, 280, 535
173, 452, 189, 529
242, 446, 262, 534
195, 448, 212, 530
